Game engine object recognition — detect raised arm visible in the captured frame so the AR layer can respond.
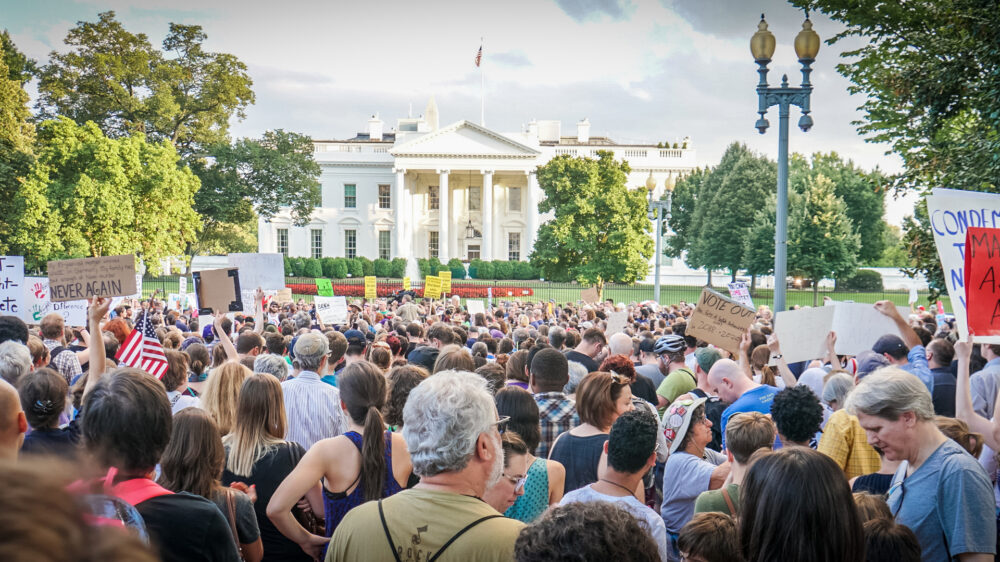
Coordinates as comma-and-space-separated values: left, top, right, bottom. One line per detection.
213, 311, 239, 363
766, 334, 797, 388
874, 300, 922, 350
956, 336, 1000, 451
83, 296, 111, 401
254, 287, 265, 334
824, 331, 840, 370
738, 329, 752, 379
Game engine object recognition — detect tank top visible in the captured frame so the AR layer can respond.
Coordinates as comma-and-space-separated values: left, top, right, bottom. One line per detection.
322, 431, 403, 537
851, 472, 893, 496
548, 433, 609, 494
504, 457, 549, 523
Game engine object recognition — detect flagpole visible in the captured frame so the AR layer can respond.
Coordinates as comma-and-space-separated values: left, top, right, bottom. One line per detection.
480, 37, 485, 127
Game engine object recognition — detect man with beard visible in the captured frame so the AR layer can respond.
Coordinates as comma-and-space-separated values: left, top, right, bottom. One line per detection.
328, 370, 524, 561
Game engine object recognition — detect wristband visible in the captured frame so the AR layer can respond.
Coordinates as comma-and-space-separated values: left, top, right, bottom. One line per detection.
771, 354, 782, 360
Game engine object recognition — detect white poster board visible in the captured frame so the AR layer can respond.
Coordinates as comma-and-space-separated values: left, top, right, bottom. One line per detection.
21, 277, 88, 326
0, 256, 25, 318
775, 303, 909, 363
606, 311, 629, 336
314, 296, 348, 325
467, 300, 485, 316
178, 276, 187, 296
727, 281, 754, 309
925, 188, 1000, 343
228, 253, 285, 314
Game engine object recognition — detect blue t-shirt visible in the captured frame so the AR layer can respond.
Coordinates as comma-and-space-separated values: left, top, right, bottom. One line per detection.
720, 385, 781, 449
888, 439, 996, 560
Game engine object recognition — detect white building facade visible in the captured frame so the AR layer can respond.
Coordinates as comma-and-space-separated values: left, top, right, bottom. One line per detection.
258, 101, 697, 264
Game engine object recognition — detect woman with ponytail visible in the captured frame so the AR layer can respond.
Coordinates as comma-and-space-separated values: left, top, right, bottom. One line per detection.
266, 361, 412, 559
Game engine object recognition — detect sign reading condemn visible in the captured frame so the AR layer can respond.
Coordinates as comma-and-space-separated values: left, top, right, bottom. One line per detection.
965, 227, 1000, 337
48, 255, 136, 302
687, 287, 755, 355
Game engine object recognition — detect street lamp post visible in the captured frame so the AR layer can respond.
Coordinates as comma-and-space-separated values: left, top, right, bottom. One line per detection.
751, 13, 819, 313
647, 171, 673, 304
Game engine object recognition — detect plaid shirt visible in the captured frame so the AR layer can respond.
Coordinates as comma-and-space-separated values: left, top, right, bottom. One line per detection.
534, 392, 580, 459
43, 339, 82, 384
817, 409, 881, 480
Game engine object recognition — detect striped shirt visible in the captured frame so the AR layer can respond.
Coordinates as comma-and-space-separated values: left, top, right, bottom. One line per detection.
281, 371, 348, 451
534, 392, 579, 460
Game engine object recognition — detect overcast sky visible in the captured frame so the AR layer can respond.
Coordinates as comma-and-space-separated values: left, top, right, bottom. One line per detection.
3, 0, 919, 225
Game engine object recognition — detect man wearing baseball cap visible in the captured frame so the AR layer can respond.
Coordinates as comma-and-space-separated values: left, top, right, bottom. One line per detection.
871, 300, 933, 394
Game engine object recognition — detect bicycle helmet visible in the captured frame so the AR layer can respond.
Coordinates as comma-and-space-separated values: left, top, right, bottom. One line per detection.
653, 334, 686, 355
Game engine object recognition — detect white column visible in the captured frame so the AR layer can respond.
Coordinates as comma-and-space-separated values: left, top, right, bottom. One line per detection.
393, 168, 405, 258
526, 170, 539, 257
482, 170, 494, 261
438, 169, 450, 261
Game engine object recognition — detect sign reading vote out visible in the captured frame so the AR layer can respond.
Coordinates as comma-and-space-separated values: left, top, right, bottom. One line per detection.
965, 227, 1000, 336
687, 287, 756, 355
47, 255, 137, 302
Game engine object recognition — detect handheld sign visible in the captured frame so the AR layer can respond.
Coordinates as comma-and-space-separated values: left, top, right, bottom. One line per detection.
424, 276, 442, 299
274, 288, 293, 304
314, 296, 348, 325
0, 256, 24, 316
178, 276, 188, 296
364, 276, 377, 300
727, 281, 754, 309
192, 268, 242, 315
686, 287, 755, 355
581, 287, 599, 304
439, 271, 452, 294
965, 227, 1000, 337
22, 277, 88, 325
606, 311, 629, 336
316, 278, 334, 297
403, 277, 411, 291
467, 300, 485, 316
775, 302, 910, 363
47, 255, 137, 302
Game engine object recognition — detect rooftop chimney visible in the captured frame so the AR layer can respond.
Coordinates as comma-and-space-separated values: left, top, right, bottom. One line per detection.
368, 113, 384, 141
577, 118, 590, 143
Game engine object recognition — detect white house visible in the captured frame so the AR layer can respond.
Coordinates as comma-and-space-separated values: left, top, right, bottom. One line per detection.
257, 98, 697, 263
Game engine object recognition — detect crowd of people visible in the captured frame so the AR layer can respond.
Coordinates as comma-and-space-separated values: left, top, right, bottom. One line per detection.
0, 286, 997, 561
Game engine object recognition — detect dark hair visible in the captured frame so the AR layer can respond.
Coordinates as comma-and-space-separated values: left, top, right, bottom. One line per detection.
740, 448, 864, 562
853, 491, 891, 524
497, 338, 514, 355
927, 338, 955, 366
339, 361, 388, 501
677, 512, 740, 562
383, 365, 429, 429
0, 316, 29, 345
406, 323, 423, 338
607, 409, 657, 474
495, 386, 542, 452
548, 327, 566, 349
476, 363, 506, 394
265, 333, 287, 356
18, 367, 67, 429
725, 412, 775, 464
676, 404, 707, 453
863, 518, 921, 562
427, 322, 454, 345
185, 343, 210, 376
581, 328, 607, 346
770, 385, 823, 444
81, 368, 172, 475
158, 408, 224, 498
433, 346, 475, 373
506, 350, 530, 383
530, 348, 569, 391
501, 431, 529, 468
514, 501, 658, 562
161, 349, 188, 391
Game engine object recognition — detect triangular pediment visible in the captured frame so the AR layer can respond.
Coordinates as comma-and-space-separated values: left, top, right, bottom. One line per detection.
390, 121, 540, 158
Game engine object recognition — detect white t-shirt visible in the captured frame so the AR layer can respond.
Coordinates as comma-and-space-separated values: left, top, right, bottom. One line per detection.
166, 391, 201, 415
561, 485, 667, 562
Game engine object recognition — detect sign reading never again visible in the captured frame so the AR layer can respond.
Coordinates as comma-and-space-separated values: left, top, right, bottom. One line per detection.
686, 287, 756, 355
47, 255, 137, 302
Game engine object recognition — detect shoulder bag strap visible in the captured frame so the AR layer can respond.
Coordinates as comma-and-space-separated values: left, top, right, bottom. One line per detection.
378, 499, 403, 562
225, 488, 245, 560
720, 486, 736, 516
685, 368, 697, 386
428, 514, 503, 562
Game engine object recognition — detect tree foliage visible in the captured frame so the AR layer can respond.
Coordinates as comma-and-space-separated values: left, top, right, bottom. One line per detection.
1, 31, 36, 84
530, 152, 653, 297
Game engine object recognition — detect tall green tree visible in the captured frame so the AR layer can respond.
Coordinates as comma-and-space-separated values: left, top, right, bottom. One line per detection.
901, 200, 947, 301
664, 167, 708, 269
530, 151, 653, 298
1, 31, 37, 84
37, 11, 254, 157
787, 175, 861, 305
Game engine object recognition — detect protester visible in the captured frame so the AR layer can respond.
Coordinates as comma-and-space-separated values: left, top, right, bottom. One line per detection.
676, 512, 740, 562
654, 335, 697, 409
514, 501, 659, 562
969, 343, 1000, 419
769, 384, 823, 447
818, 352, 885, 479
863, 518, 922, 562
162, 349, 200, 414
40, 313, 83, 384
564, 327, 606, 373
202, 362, 252, 435
925, 338, 957, 416
483, 431, 530, 514
871, 300, 933, 394
853, 491, 892, 523
707, 358, 780, 448
0, 340, 31, 386
694, 412, 775, 518
0, 315, 29, 345
383, 364, 428, 432
17, 367, 79, 459
528, 348, 578, 459
0, 378, 26, 460
281, 332, 347, 450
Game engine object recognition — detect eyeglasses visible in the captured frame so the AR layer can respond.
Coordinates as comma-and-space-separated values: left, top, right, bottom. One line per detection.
503, 473, 527, 492
492, 416, 511, 434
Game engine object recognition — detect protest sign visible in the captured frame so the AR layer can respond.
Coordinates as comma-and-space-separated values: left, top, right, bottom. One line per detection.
167, 293, 194, 312
775, 302, 909, 363
727, 281, 754, 309
48, 255, 136, 302
439, 271, 452, 293
364, 276, 377, 300
925, 188, 1000, 342
178, 276, 187, 296
0, 256, 24, 317
424, 276, 442, 299
687, 288, 755, 355
467, 300, 485, 316
192, 268, 242, 315
316, 278, 334, 297
133, 273, 143, 298
606, 311, 628, 336
228, 253, 285, 313
314, 296, 349, 325
21, 277, 88, 325
965, 227, 1000, 336
275, 288, 293, 304
581, 287, 599, 304
403, 277, 411, 291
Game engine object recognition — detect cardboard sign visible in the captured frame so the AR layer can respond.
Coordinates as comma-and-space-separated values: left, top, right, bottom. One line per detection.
581, 287, 599, 304
727, 281, 754, 309
424, 276, 442, 299
192, 268, 242, 315
403, 277, 411, 291
965, 227, 1000, 336
275, 288, 293, 304
467, 300, 485, 316
314, 295, 348, 325
439, 271, 452, 293
47, 255, 136, 302
775, 302, 909, 363
686, 287, 756, 355
606, 311, 629, 336
0, 256, 24, 316
178, 276, 187, 296
925, 188, 1000, 342
316, 278, 334, 297
364, 276, 377, 300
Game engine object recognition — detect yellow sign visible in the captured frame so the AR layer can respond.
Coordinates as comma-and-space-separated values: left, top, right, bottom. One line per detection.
439, 270, 452, 293
547, 302, 554, 316
364, 276, 377, 300
424, 276, 442, 300
403, 276, 411, 291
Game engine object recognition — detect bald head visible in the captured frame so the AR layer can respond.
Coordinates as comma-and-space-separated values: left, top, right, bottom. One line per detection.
0, 379, 26, 460
608, 333, 633, 357
707, 358, 755, 403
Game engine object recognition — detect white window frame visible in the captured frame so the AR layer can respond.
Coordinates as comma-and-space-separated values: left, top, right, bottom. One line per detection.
277, 228, 289, 256
310, 229, 323, 259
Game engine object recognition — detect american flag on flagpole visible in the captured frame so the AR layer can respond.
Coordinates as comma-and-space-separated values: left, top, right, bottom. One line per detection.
116, 312, 168, 379
475, 44, 482, 67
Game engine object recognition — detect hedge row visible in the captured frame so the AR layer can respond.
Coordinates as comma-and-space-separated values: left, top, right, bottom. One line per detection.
286, 282, 535, 298
283, 256, 540, 281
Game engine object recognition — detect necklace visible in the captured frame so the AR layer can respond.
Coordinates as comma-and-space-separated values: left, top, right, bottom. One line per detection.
599, 478, 636, 498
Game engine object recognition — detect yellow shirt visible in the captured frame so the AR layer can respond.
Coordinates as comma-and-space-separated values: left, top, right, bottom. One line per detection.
327, 488, 525, 562
817, 409, 881, 480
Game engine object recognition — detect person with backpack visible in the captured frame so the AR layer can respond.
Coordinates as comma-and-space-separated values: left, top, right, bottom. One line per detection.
40, 312, 83, 384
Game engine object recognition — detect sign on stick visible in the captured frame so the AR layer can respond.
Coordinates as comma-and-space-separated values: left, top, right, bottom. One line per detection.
606, 311, 629, 335
424, 276, 442, 300
687, 287, 755, 355
439, 271, 452, 294
364, 276, 377, 300
580, 287, 599, 304
47, 255, 136, 302
316, 278, 334, 297
403, 277, 411, 291
965, 227, 1000, 336
467, 300, 485, 316
727, 281, 754, 309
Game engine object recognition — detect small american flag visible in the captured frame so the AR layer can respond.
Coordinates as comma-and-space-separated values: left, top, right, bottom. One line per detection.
475, 45, 482, 67
116, 312, 168, 379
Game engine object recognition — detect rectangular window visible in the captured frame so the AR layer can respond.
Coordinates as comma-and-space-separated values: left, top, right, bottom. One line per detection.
509, 187, 522, 212
428, 231, 439, 259
310, 229, 323, 259
345, 230, 357, 259
378, 184, 391, 209
508, 232, 521, 261
428, 186, 439, 210
468, 244, 480, 260
344, 184, 357, 208
277, 229, 288, 257
379, 230, 391, 260
468, 186, 481, 211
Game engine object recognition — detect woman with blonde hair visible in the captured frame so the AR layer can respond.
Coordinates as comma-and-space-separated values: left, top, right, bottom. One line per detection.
222, 374, 321, 562
201, 362, 252, 435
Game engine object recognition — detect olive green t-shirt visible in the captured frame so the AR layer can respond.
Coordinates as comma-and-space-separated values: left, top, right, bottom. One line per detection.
694, 483, 741, 517
327, 488, 524, 562
656, 367, 697, 413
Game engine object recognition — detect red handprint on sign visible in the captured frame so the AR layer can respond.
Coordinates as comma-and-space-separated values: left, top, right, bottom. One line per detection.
32, 282, 46, 299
